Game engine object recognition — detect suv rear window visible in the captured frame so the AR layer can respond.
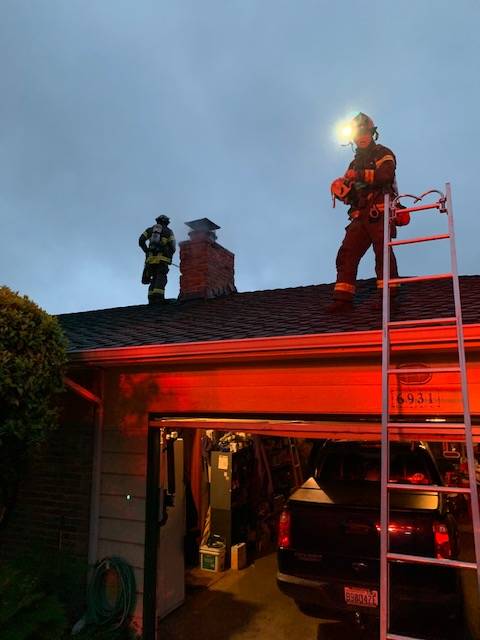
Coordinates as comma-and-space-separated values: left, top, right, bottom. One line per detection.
316, 445, 435, 485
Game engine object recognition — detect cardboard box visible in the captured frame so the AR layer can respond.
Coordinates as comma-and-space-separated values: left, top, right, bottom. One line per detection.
200, 545, 225, 572
231, 542, 247, 570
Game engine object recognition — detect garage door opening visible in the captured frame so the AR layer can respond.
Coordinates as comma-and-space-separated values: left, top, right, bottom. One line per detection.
144, 418, 480, 640
152, 426, 327, 640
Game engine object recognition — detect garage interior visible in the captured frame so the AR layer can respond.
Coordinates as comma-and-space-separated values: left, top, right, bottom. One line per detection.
143, 416, 479, 640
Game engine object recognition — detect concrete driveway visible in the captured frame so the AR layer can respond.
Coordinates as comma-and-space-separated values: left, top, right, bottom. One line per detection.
158, 553, 363, 640
158, 550, 478, 639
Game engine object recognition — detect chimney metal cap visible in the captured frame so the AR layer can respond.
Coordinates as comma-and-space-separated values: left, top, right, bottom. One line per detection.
185, 218, 220, 232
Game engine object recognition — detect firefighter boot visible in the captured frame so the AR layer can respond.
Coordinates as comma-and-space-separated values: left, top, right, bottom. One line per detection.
148, 290, 165, 304
326, 299, 353, 314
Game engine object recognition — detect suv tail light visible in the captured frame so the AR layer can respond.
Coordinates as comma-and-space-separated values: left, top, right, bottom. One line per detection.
375, 522, 416, 535
433, 522, 452, 559
406, 472, 429, 485
278, 510, 291, 549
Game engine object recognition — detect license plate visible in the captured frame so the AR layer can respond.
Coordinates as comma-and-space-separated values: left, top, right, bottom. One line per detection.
344, 586, 378, 608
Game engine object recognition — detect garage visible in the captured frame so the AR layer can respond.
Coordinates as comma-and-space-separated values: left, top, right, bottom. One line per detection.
52, 256, 480, 638
144, 419, 479, 640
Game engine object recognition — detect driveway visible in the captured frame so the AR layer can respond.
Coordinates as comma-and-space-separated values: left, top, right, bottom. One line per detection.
158, 549, 478, 639
158, 552, 355, 640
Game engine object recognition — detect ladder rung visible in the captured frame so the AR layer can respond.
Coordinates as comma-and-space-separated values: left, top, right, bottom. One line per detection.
387, 483, 471, 494
387, 552, 477, 570
394, 202, 443, 214
389, 233, 450, 247
389, 273, 452, 285
387, 422, 465, 428
388, 316, 457, 328
387, 366, 460, 374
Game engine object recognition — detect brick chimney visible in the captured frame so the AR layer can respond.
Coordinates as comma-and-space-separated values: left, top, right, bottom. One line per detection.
179, 218, 236, 300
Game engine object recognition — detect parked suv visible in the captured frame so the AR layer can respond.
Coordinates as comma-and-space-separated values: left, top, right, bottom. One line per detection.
277, 440, 463, 637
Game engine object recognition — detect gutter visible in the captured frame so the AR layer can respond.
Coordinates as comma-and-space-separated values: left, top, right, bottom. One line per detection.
65, 323, 480, 367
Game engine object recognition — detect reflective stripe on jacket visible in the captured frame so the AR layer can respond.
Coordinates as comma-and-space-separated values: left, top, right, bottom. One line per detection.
146, 253, 172, 265
345, 143, 396, 213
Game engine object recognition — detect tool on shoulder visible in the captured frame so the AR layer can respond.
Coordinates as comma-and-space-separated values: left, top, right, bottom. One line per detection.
331, 177, 353, 207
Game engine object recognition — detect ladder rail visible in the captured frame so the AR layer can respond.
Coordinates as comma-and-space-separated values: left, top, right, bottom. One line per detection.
446, 182, 480, 591
379, 184, 480, 640
380, 192, 392, 637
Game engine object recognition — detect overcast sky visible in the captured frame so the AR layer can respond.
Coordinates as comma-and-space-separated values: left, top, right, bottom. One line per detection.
1, 1, 479, 314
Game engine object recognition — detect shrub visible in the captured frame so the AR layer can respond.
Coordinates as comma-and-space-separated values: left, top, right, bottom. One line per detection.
0, 562, 67, 640
11, 547, 88, 624
0, 286, 67, 446
0, 286, 67, 525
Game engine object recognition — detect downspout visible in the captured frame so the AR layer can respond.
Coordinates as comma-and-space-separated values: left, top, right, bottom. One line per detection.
64, 374, 103, 567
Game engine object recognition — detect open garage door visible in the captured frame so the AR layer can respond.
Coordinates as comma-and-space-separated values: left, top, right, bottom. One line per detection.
149, 413, 480, 442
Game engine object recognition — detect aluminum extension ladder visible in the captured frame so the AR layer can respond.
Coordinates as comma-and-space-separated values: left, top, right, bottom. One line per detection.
380, 183, 480, 640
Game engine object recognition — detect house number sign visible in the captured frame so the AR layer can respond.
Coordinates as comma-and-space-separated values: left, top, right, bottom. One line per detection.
390, 389, 442, 410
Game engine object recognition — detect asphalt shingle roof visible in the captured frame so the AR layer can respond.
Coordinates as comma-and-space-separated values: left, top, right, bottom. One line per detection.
57, 276, 480, 353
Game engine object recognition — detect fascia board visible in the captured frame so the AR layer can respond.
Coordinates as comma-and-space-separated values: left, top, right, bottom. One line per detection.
67, 323, 480, 367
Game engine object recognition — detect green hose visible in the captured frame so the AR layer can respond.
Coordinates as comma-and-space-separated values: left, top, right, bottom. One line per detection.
76, 556, 136, 633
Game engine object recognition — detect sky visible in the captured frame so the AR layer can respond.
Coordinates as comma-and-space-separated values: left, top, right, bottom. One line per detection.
1, 0, 479, 315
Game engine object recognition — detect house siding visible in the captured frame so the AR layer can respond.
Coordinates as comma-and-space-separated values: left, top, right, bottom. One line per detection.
96, 424, 147, 624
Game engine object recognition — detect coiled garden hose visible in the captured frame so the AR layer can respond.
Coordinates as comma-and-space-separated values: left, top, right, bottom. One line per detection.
72, 556, 136, 634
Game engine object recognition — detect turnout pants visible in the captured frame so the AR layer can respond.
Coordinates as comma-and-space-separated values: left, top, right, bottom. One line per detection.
148, 263, 169, 303
333, 213, 399, 301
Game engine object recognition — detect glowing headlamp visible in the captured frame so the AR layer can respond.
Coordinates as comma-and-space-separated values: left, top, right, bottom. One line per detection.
334, 118, 355, 145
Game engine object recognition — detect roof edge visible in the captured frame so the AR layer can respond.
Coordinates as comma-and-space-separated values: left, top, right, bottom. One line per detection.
67, 323, 480, 367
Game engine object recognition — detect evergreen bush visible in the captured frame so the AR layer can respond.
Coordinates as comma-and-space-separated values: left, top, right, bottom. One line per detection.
0, 286, 67, 525
0, 286, 67, 445
0, 562, 67, 640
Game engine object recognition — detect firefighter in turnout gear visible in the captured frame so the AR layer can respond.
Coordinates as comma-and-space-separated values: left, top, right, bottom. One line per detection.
328, 113, 405, 313
139, 214, 176, 304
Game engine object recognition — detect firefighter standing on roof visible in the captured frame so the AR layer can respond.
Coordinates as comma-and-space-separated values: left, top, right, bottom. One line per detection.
328, 113, 408, 313
139, 214, 176, 304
